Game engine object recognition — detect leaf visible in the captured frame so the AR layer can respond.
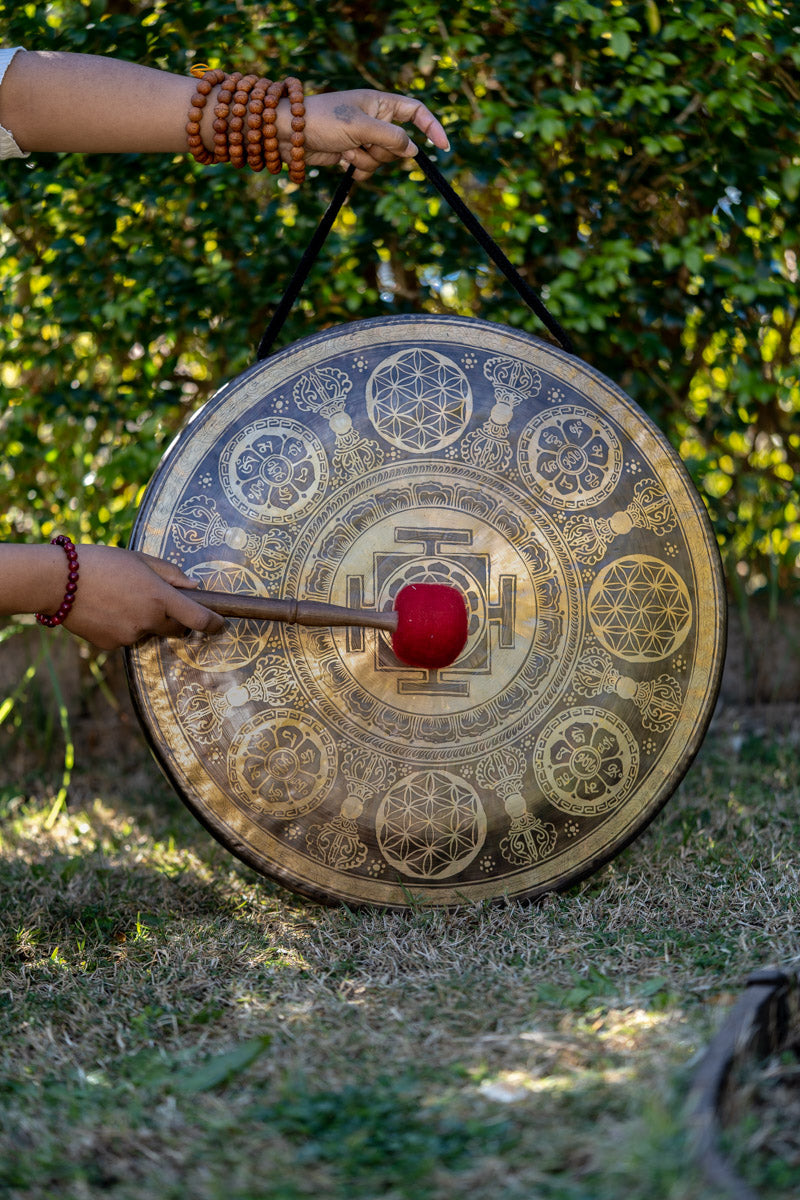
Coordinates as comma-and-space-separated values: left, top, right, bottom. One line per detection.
175, 1035, 272, 1094
609, 29, 632, 58
644, 0, 661, 35
782, 165, 800, 202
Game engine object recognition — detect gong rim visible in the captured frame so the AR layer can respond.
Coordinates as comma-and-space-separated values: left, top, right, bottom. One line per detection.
126, 314, 726, 909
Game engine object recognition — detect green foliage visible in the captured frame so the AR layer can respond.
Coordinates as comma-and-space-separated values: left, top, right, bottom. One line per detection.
252, 1074, 517, 1197
1, 0, 799, 595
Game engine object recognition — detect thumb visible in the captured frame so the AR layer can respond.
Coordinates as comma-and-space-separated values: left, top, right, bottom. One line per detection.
166, 587, 226, 635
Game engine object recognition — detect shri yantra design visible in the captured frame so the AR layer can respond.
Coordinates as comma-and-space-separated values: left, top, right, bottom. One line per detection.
125, 314, 726, 909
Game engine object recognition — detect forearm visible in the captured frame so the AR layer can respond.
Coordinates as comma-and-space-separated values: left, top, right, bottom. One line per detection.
0, 542, 225, 649
0, 50, 449, 177
0, 543, 75, 617
0, 50, 211, 154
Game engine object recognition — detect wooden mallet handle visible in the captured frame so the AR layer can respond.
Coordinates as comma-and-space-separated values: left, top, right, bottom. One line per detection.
180, 587, 399, 632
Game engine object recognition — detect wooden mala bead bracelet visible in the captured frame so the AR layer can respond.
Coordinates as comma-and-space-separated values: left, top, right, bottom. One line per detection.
246, 75, 270, 172
187, 68, 305, 182
285, 76, 306, 184
210, 71, 241, 164
186, 67, 225, 165
262, 77, 307, 182
261, 79, 282, 175
228, 73, 259, 170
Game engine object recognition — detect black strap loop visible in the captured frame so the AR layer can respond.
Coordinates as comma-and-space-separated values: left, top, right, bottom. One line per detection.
256, 147, 575, 361
256, 164, 358, 361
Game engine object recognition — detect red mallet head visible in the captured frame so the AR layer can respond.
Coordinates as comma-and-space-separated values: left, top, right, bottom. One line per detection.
391, 583, 469, 670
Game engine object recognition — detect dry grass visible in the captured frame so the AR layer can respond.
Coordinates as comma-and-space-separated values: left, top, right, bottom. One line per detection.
2, 676, 800, 1198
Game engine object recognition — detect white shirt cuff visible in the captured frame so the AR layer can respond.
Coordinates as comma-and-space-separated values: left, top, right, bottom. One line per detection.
0, 47, 29, 159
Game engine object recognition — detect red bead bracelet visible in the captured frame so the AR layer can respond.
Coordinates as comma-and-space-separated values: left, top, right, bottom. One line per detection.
35, 535, 80, 628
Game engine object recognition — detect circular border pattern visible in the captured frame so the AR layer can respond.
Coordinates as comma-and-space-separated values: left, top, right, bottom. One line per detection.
125, 314, 726, 909
517, 404, 623, 510
533, 706, 640, 816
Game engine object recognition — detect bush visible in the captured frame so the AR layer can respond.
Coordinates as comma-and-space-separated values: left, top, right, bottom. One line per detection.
1, 0, 798, 597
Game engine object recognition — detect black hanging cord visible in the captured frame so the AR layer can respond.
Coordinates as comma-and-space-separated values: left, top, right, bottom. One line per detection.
256, 164, 358, 361
256, 147, 575, 361
412, 148, 575, 356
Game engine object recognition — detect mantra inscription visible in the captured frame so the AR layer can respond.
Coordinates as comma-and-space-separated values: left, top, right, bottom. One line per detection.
126, 315, 725, 909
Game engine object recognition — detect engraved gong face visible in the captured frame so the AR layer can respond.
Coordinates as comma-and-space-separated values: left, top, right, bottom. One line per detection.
125, 315, 726, 908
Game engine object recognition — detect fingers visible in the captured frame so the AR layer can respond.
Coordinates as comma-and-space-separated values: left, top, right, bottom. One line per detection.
346, 111, 418, 161
339, 142, 400, 181
399, 100, 450, 152
162, 588, 226, 638
132, 552, 225, 635
136, 550, 198, 588
343, 99, 450, 178
373, 95, 450, 153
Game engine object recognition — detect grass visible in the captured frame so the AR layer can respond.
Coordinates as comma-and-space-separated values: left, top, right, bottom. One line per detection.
723, 1051, 800, 1194
1, 656, 800, 1198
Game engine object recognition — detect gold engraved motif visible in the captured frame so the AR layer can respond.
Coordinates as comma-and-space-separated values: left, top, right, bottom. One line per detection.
174, 654, 297, 749
366, 347, 472, 451
304, 814, 367, 871
228, 710, 337, 821
176, 680, 225, 746
220, 417, 328, 523
573, 648, 682, 732
125, 315, 725, 909
175, 561, 273, 672
518, 405, 623, 509
283, 462, 581, 760
533, 707, 639, 817
564, 477, 676, 564
587, 556, 692, 662
223, 653, 297, 711
305, 749, 392, 871
172, 494, 291, 580
376, 769, 486, 878
463, 354, 542, 471
476, 749, 557, 866
293, 365, 384, 480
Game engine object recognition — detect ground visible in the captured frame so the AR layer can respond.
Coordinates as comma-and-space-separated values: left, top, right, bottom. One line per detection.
0, 615, 798, 1198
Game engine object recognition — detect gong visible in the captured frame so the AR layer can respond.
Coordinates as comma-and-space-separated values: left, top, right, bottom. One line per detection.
125, 313, 726, 908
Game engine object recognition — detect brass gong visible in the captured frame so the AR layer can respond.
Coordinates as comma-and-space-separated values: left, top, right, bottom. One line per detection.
125, 314, 726, 908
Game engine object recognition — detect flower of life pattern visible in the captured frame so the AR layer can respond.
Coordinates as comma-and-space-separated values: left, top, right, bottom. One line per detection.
587, 555, 693, 663
174, 561, 271, 671
376, 769, 486, 879
366, 348, 472, 452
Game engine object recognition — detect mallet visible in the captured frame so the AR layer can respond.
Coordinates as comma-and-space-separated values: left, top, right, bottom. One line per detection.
181, 581, 469, 670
